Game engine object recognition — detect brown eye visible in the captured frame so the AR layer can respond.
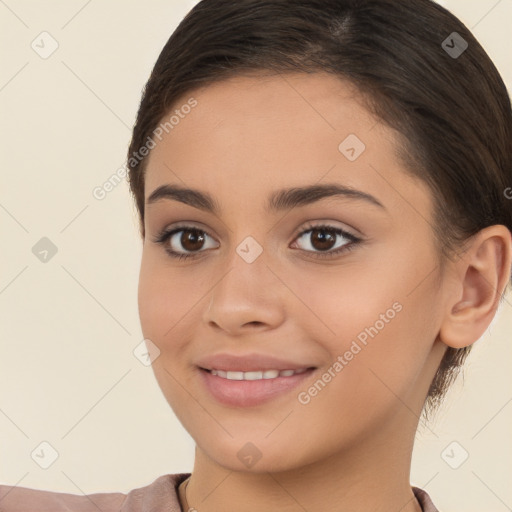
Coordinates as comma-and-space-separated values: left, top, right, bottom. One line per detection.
292, 223, 361, 259
179, 229, 206, 251
308, 227, 337, 251
153, 225, 219, 260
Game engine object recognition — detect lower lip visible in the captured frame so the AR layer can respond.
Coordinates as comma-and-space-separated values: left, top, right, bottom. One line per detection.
199, 367, 316, 407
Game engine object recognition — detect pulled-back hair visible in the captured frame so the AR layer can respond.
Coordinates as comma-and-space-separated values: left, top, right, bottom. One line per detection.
127, 0, 512, 413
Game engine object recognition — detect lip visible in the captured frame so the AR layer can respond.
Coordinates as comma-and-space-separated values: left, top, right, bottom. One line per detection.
196, 352, 316, 372
195, 352, 318, 407
199, 366, 317, 407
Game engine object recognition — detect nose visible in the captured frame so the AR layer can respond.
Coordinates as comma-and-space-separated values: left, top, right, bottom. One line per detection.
201, 245, 287, 336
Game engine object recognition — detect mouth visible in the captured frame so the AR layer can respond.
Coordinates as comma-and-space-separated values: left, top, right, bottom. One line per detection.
201, 367, 314, 380
198, 366, 317, 407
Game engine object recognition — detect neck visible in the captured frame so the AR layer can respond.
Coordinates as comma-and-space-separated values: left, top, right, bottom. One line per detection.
183, 414, 423, 512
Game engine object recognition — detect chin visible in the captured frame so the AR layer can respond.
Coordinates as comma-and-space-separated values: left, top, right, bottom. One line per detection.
193, 431, 319, 474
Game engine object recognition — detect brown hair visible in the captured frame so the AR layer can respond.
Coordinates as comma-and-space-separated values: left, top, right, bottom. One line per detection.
127, 0, 512, 413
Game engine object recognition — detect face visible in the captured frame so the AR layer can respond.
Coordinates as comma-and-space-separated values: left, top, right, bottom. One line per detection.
138, 72, 448, 472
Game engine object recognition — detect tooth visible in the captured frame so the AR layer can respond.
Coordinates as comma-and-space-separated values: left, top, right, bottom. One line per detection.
210, 368, 310, 380
226, 371, 244, 380
244, 371, 263, 380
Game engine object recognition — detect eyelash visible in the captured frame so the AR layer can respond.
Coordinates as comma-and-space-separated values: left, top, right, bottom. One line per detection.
152, 222, 362, 261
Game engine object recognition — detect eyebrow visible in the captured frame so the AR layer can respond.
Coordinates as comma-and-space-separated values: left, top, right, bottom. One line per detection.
146, 183, 385, 214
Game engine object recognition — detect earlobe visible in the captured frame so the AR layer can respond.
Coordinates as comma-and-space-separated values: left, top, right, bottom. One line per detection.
439, 225, 512, 349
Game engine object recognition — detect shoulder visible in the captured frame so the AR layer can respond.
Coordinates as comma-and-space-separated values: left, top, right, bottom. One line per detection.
0, 473, 190, 512
412, 486, 440, 512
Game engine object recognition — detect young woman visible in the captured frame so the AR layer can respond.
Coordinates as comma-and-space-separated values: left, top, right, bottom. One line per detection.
1, 0, 510, 510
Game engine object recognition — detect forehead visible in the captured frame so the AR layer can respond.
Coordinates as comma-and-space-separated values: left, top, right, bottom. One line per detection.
144, 71, 430, 219
148, 72, 378, 172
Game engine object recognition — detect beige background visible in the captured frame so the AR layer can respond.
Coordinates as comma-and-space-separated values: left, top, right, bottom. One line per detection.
0, 1, 511, 510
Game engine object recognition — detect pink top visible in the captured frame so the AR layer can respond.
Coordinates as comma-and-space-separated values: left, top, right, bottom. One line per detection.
0, 473, 439, 511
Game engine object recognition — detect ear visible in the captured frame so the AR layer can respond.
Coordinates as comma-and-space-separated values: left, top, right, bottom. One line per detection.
439, 225, 512, 349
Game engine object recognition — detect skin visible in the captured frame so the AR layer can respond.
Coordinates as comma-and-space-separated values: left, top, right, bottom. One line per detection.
137, 72, 511, 512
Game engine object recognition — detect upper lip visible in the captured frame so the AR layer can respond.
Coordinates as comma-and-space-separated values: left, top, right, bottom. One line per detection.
196, 353, 316, 372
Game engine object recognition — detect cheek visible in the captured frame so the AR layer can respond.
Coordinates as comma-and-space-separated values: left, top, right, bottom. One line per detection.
288, 248, 440, 401
137, 251, 191, 349
137, 252, 197, 409
138, 255, 165, 341
285, 259, 404, 351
